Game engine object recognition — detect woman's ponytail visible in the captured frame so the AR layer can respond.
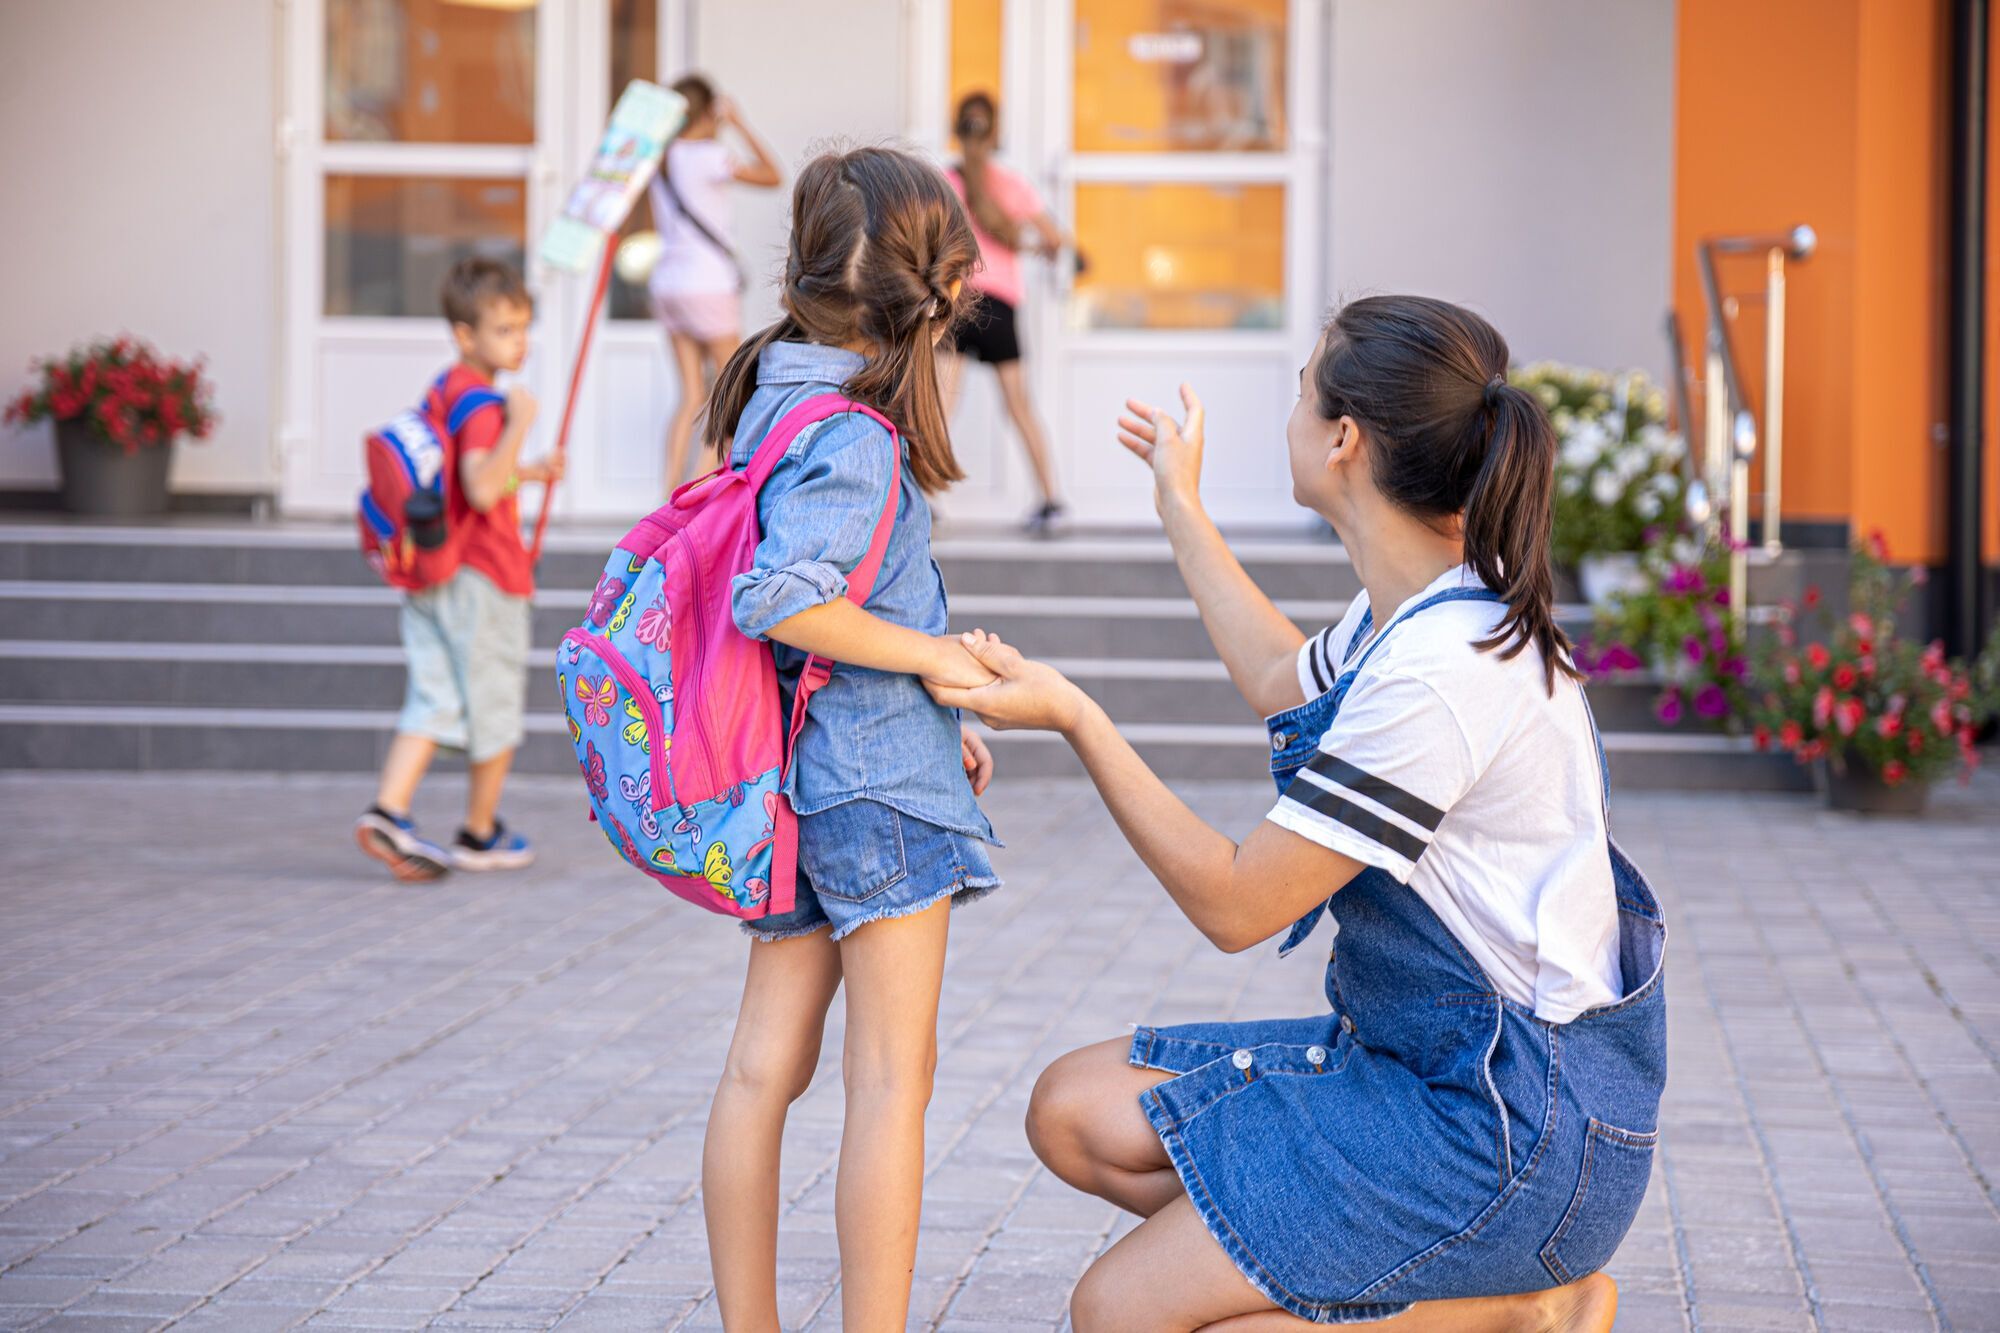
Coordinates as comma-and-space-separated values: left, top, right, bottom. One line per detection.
1466, 379, 1575, 690
1313, 296, 1580, 694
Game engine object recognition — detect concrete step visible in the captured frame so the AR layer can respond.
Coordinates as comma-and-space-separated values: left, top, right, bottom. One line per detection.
0, 641, 1681, 731
0, 522, 1363, 601
0, 704, 1807, 791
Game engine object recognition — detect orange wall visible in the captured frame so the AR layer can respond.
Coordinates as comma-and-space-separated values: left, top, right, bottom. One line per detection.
1674, 0, 1949, 562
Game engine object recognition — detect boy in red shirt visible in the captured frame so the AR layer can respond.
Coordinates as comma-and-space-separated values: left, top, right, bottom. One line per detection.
355, 259, 564, 881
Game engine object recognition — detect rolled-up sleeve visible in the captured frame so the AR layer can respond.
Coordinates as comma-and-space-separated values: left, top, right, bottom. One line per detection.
731, 415, 898, 641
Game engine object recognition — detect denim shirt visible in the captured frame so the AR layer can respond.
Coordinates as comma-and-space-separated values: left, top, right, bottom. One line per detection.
728, 341, 996, 842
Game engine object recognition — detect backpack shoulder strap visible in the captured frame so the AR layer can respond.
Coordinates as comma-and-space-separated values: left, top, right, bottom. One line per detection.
446, 383, 505, 436
751, 394, 904, 777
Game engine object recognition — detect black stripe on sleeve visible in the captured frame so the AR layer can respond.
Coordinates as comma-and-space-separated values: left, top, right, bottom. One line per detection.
1303, 752, 1447, 831
1306, 630, 1330, 693
1282, 774, 1431, 865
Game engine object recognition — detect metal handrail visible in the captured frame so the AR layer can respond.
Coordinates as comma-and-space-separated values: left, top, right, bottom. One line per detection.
1695, 223, 1816, 624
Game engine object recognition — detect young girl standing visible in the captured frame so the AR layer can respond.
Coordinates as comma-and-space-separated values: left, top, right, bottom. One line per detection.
703, 147, 1001, 1331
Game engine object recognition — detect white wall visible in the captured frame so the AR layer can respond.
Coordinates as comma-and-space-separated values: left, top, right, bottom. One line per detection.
689, 0, 911, 333
1328, 0, 1676, 378
0, 0, 278, 495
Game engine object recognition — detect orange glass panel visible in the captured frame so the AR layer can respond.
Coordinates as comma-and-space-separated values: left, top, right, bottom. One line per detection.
609, 0, 662, 320
1072, 181, 1283, 330
325, 0, 537, 144
325, 175, 527, 317
1073, 0, 1286, 153
950, 0, 1005, 133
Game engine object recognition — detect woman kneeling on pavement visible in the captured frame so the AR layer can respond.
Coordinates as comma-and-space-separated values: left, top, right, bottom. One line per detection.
929, 295, 1666, 1332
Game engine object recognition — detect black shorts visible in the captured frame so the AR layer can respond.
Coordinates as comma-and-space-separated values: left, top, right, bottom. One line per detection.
950, 292, 1021, 364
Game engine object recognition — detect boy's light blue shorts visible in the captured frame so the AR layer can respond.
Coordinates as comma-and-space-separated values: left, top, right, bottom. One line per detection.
397, 567, 529, 762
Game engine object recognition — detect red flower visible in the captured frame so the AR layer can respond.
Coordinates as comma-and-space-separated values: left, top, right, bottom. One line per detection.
1804, 585, 1822, 609
1779, 721, 1803, 751
1832, 664, 1856, 690
1933, 699, 1956, 735
1834, 697, 1865, 737
1907, 727, 1926, 754
1855, 638, 1874, 657
1865, 529, 1890, 561
1849, 613, 1874, 638
1807, 643, 1831, 671
1753, 725, 1772, 752
1875, 712, 1903, 738
1882, 760, 1908, 787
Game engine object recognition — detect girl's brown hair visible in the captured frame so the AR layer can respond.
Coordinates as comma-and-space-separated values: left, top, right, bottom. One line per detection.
1315, 295, 1579, 693
670, 74, 716, 125
704, 146, 979, 492
952, 92, 1020, 251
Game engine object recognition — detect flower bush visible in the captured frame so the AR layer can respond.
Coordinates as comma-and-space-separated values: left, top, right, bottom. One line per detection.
5, 337, 216, 453
1579, 532, 1749, 728
1511, 362, 1684, 569
1750, 534, 1991, 787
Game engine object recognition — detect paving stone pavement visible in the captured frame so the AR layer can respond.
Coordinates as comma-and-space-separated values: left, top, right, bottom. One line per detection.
0, 769, 1996, 1332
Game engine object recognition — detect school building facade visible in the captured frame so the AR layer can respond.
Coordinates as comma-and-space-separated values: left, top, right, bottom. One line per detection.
0, 0, 1992, 644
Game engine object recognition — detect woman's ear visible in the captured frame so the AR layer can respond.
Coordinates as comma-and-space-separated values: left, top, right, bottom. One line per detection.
1326, 415, 1362, 473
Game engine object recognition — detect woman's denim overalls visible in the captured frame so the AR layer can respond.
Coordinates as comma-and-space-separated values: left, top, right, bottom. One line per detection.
1127, 587, 1669, 1322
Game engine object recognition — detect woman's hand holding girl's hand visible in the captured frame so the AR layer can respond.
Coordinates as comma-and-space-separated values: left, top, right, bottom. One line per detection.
960, 726, 995, 796
924, 636, 1000, 690
925, 631, 1091, 735
1117, 382, 1206, 518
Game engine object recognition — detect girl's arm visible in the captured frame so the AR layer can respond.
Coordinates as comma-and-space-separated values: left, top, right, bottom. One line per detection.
1024, 211, 1068, 259
1116, 385, 1308, 716
932, 633, 1359, 951
765, 600, 994, 688
718, 98, 783, 188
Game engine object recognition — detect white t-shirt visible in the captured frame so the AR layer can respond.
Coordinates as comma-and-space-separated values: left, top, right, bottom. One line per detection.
648, 139, 741, 297
1266, 564, 1623, 1024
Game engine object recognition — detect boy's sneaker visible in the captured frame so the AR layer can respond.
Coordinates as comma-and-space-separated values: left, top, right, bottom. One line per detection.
452, 819, 535, 871
354, 805, 452, 883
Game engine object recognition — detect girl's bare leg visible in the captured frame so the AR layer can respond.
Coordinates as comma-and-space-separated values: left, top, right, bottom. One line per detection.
995, 359, 1061, 507
702, 927, 843, 1333
664, 330, 706, 490
833, 899, 952, 1330
697, 332, 740, 472
1031, 1038, 1616, 1333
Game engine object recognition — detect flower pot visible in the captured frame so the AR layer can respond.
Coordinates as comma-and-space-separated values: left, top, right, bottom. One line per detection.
1577, 552, 1646, 607
55, 419, 172, 516
1815, 753, 1932, 815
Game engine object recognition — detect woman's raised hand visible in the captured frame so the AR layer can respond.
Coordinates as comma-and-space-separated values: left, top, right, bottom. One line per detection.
1117, 382, 1206, 517
925, 631, 1091, 735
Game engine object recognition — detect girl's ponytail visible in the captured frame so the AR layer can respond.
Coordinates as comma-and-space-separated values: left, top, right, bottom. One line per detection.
1314, 295, 1580, 694
1466, 378, 1573, 690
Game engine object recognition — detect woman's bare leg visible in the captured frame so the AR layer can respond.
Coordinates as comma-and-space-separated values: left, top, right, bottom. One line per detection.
995, 359, 1061, 507
702, 927, 843, 1333
833, 899, 952, 1330
1071, 1194, 1618, 1333
1026, 1037, 1181, 1216
664, 330, 706, 490
1032, 1037, 1618, 1333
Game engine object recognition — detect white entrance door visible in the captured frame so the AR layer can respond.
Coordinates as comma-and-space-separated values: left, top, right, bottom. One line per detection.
280, 0, 707, 522
924, 0, 1321, 531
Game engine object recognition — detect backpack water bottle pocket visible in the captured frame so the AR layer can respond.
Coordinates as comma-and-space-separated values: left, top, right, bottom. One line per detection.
558, 629, 678, 869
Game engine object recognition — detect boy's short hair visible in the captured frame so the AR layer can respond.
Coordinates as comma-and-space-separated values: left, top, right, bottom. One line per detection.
440, 257, 533, 328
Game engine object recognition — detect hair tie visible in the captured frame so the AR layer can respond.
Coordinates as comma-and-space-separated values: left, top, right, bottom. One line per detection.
1483, 374, 1506, 408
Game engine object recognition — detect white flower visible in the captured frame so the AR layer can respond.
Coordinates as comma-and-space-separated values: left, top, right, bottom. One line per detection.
1650, 471, 1681, 500
1635, 490, 1663, 521
1559, 472, 1584, 498
1591, 471, 1622, 505
1645, 390, 1667, 419
1537, 384, 1562, 410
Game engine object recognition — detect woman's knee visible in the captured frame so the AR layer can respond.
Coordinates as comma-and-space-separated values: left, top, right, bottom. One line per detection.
1026, 1046, 1099, 1173
1068, 1256, 1129, 1333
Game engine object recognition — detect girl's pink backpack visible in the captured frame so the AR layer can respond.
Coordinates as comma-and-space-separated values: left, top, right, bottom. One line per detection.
556, 395, 899, 919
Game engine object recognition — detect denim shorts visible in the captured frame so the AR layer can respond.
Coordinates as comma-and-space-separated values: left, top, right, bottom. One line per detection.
397, 567, 529, 762
743, 800, 1001, 942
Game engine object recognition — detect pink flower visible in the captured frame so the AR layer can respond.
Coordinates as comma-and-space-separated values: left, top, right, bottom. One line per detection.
1849, 613, 1874, 639
1693, 684, 1731, 719
1932, 699, 1956, 735
1882, 760, 1908, 787
1655, 688, 1684, 726
1683, 636, 1706, 664
1834, 697, 1864, 737
1813, 687, 1835, 729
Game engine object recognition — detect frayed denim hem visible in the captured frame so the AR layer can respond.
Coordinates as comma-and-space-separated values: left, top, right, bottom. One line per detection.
826, 875, 1002, 942
740, 918, 832, 943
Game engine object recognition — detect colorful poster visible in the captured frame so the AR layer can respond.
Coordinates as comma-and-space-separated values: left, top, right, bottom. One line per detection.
540, 80, 686, 273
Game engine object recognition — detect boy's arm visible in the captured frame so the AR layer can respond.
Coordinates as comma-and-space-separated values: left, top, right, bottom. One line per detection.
459, 387, 538, 513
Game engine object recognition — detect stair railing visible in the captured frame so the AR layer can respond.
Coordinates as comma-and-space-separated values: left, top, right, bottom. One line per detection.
1695, 224, 1816, 626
